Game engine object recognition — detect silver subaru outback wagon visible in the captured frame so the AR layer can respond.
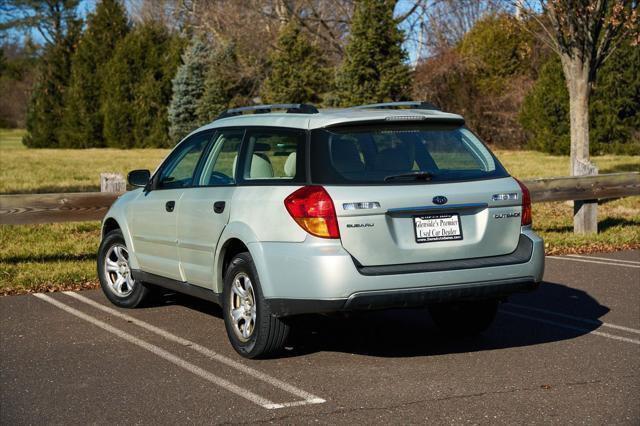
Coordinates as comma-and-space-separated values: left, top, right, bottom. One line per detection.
98, 101, 544, 358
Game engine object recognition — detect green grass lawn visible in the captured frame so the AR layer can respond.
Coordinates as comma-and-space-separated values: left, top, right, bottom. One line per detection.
0, 128, 28, 149
1, 130, 638, 294
494, 149, 640, 256
0, 222, 99, 294
0, 129, 169, 194
495, 149, 640, 177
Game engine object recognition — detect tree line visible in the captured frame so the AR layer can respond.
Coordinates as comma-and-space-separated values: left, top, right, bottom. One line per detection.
1, 0, 637, 154
414, 11, 639, 155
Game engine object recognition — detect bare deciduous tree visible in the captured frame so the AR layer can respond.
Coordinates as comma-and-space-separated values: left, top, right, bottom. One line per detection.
0, 0, 80, 45
516, 0, 638, 233
417, 0, 509, 57
171, 0, 432, 62
171, 0, 353, 60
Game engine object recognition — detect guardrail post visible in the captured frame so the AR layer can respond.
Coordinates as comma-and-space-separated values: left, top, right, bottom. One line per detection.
100, 173, 126, 193
573, 160, 598, 234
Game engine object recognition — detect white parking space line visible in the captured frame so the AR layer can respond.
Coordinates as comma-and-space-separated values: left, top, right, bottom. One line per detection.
547, 256, 640, 269
565, 254, 640, 266
500, 309, 640, 345
507, 303, 640, 335
33, 293, 287, 409
63, 291, 325, 407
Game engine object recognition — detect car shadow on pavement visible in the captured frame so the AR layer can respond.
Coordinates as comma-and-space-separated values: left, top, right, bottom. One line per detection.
149, 291, 224, 319
147, 281, 609, 359
281, 281, 610, 358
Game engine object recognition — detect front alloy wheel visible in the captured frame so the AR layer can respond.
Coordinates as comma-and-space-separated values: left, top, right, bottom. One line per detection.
98, 229, 152, 308
104, 244, 135, 297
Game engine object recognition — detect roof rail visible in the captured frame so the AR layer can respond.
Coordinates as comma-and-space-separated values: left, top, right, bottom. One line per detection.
349, 101, 439, 111
215, 103, 319, 120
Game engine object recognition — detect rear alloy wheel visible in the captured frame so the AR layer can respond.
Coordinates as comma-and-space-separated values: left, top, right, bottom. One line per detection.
223, 252, 290, 358
429, 299, 499, 336
228, 272, 257, 342
98, 229, 152, 308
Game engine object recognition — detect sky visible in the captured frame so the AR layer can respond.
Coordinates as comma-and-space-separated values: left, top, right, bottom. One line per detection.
1, 0, 95, 45
396, 0, 426, 64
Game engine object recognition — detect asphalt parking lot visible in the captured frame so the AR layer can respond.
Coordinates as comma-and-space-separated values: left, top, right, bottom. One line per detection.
1, 251, 639, 424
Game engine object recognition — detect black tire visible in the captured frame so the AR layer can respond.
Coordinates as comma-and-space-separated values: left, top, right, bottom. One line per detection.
222, 252, 290, 358
429, 299, 499, 336
97, 229, 152, 308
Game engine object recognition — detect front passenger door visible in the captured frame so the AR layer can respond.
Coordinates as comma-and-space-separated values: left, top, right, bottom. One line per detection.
128, 131, 211, 280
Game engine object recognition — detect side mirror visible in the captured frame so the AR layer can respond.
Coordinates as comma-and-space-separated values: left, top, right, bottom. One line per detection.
127, 169, 151, 188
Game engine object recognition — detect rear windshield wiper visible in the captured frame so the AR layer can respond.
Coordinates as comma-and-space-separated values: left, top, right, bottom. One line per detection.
384, 171, 434, 182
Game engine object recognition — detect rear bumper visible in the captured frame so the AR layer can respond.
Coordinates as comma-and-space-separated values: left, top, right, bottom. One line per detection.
355, 234, 533, 276
248, 228, 544, 316
267, 278, 538, 316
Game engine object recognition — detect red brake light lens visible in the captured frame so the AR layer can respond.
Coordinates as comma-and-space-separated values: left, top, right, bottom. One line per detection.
515, 178, 532, 226
284, 186, 340, 239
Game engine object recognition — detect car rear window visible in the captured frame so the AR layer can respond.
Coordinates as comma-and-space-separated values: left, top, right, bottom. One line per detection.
310, 124, 509, 184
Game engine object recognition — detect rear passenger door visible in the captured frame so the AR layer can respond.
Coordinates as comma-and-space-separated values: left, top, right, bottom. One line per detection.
177, 129, 244, 287
229, 127, 309, 243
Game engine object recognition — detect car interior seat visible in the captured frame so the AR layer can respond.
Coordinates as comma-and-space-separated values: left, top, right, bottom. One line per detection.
232, 153, 274, 179
284, 152, 296, 177
330, 137, 365, 173
375, 143, 415, 172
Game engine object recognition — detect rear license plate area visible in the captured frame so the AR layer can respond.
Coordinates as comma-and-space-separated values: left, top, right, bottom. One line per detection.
413, 213, 463, 243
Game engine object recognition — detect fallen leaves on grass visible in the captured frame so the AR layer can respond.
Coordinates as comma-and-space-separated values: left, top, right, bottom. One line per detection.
0, 280, 99, 296
544, 242, 640, 256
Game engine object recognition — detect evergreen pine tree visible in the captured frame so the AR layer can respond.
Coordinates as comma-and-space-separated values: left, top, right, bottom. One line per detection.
335, 0, 411, 106
0, 50, 6, 76
589, 41, 639, 154
60, 0, 129, 148
23, 20, 82, 148
458, 14, 534, 93
519, 41, 639, 155
197, 44, 250, 122
262, 22, 330, 104
168, 37, 209, 142
519, 57, 570, 155
102, 23, 183, 148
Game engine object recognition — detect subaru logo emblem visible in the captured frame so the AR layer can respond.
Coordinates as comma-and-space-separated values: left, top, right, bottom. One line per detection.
433, 195, 448, 205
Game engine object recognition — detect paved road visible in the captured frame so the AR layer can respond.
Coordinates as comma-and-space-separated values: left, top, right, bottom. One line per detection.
1, 251, 639, 424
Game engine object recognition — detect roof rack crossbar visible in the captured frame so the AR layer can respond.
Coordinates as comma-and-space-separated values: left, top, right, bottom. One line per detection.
349, 101, 439, 111
216, 103, 319, 120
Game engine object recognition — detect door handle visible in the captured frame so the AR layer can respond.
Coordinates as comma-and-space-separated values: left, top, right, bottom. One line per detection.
213, 201, 226, 214
165, 201, 175, 212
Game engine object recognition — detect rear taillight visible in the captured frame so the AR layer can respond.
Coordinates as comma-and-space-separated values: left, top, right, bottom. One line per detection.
284, 186, 340, 239
515, 178, 532, 226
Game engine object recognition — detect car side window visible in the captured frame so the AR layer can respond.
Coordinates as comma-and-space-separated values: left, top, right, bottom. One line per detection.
198, 129, 244, 186
241, 128, 305, 182
157, 131, 211, 189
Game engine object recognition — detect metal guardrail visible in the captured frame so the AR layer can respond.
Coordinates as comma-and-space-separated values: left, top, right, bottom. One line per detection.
0, 172, 638, 226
